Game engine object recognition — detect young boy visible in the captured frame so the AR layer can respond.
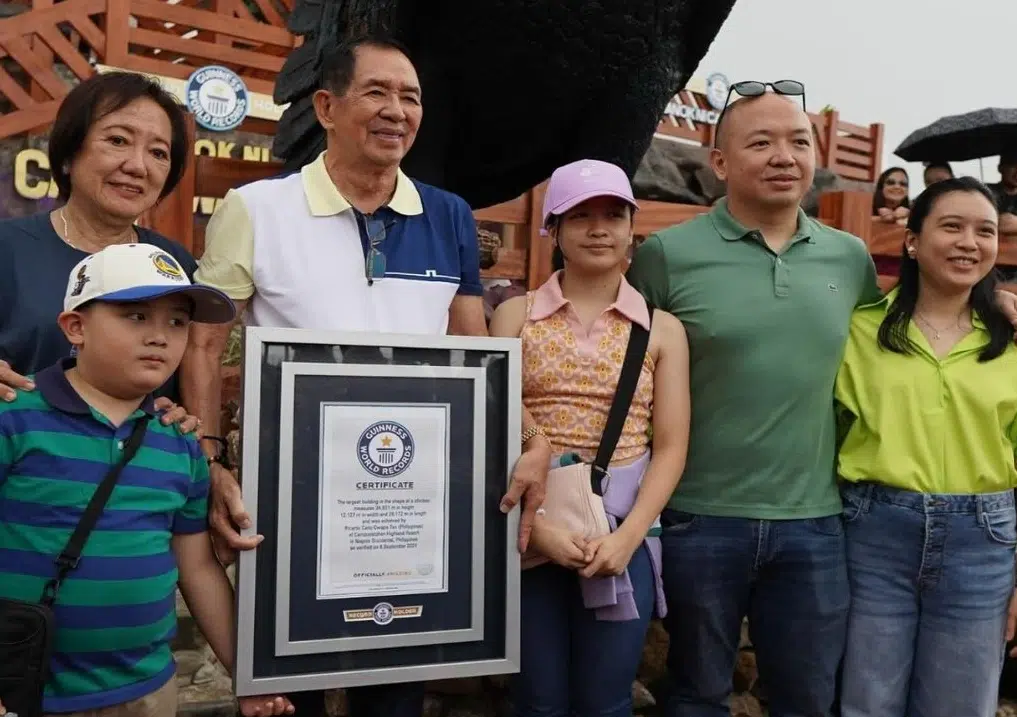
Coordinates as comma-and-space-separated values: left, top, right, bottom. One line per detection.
0, 244, 291, 717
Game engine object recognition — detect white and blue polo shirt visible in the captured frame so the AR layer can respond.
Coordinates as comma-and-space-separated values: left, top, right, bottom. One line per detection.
194, 151, 482, 333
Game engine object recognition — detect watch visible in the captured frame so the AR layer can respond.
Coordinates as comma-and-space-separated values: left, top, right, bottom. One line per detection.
520, 424, 547, 447
201, 435, 234, 471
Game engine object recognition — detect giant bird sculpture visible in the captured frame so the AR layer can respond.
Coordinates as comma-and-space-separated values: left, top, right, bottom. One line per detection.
272, 0, 738, 209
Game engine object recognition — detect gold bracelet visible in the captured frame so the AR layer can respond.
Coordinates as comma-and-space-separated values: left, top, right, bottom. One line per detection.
520, 424, 547, 446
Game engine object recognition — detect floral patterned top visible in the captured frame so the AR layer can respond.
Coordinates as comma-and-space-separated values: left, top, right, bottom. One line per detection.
520, 270, 654, 463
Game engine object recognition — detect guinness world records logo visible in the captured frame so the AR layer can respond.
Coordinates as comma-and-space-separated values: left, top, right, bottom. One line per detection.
185, 65, 249, 131
705, 72, 731, 111
357, 421, 415, 477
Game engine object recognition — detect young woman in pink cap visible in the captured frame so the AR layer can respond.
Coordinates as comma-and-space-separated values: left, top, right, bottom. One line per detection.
490, 159, 691, 716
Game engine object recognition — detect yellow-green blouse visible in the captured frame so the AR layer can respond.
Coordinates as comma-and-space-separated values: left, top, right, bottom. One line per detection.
835, 288, 1017, 494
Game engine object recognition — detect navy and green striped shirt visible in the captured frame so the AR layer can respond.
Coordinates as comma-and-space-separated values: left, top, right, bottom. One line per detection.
0, 359, 210, 712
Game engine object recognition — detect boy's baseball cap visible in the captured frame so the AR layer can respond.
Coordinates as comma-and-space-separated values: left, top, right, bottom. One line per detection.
64, 243, 236, 324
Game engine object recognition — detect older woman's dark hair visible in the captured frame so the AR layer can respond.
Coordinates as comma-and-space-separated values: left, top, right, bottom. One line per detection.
872, 166, 911, 214
49, 71, 189, 201
877, 177, 1011, 361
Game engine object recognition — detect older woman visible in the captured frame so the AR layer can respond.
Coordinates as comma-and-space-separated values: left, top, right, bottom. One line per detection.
0, 71, 196, 424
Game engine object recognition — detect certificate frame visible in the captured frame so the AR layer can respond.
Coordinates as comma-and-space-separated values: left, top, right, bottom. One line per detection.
233, 327, 522, 695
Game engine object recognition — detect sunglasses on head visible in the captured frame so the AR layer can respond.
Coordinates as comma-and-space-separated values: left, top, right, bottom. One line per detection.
722, 80, 806, 110
713, 80, 807, 147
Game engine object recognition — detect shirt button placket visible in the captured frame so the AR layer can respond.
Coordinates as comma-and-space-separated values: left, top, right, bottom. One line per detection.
773, 256, 791, 298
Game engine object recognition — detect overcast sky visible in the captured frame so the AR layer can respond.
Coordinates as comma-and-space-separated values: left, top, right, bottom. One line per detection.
695, 0, 1015, 194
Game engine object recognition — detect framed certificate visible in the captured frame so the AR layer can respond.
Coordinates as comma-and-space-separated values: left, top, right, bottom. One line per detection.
232, 328, 521, 695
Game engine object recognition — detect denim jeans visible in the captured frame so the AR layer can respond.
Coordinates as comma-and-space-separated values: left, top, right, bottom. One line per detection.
510, 544, 655, 717
840, 483, 1017, 717
659, 510, 850, 717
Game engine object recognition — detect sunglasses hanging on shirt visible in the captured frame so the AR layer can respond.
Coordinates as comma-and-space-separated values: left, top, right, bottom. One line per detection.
353, 211, 397, 286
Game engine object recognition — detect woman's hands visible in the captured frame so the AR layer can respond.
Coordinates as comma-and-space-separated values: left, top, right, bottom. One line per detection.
531, 520, 589, 570
579, 527, 644, 579
0, 359, 33, 401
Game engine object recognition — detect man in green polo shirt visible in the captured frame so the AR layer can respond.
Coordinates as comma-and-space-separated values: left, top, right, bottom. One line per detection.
627, 89, 878, 717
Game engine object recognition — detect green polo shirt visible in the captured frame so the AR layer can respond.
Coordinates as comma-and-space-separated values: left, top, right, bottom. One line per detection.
627, 199, 881, 519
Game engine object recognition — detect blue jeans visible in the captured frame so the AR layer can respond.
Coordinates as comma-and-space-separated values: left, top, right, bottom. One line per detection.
659, 510, 850, 717
511, 544, 655, 717
840, 483, 1016, 717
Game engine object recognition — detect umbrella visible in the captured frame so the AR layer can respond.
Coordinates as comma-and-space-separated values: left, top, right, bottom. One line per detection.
894, 108, 1017, 162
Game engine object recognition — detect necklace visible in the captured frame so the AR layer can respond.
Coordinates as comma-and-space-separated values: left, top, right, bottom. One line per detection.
58, 208, 136, 251
916, 311, 970, 341
58, 209, 77, 250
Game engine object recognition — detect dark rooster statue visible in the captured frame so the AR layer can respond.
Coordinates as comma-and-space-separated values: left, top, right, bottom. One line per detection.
271, 0, 738, 209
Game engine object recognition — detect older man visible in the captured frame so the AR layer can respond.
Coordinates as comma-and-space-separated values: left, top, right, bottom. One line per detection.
628, 88, 1017, 717
181, 34, 550, 717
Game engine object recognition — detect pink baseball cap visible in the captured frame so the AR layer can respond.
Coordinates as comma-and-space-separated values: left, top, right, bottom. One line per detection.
540, 159, 638, 235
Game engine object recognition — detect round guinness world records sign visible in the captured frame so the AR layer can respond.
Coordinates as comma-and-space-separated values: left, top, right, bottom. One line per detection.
185, 65, 250, 131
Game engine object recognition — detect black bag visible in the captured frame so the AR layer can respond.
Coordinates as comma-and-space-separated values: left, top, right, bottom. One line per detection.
0, 419, 149, 717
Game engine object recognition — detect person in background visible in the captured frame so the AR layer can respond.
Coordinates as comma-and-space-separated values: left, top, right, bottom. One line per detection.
183, 33, 550, 717
871, 167, 912, 279
923, 161, 954, 188
873, 166, 911, 224
0, 71, 197, 430
490, 159, 690, 717
835, 177, 1017, 717
996, 209, 1017, 283
989, 151, 1017, 209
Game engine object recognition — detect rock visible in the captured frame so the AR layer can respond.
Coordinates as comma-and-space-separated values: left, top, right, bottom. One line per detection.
192, 658, 223, 686
175, 649, 206, 682
637, 619, 669, 685
732, 649, 758, 693
485, 674, 510, 691
422, 693, 444, 717
730, 692, 763, 717
324, 689, 347, 717
177, 664, 234, 717
632, 680, 656, 710
633, 140, 719, 205
430, 677, 485, 695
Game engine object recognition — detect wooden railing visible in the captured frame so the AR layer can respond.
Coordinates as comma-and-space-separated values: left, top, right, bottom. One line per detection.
812, 110, 884, 184
0, 0, 297, 138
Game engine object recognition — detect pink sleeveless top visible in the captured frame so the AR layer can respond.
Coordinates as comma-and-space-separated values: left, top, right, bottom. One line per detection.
520, 271, 654, 463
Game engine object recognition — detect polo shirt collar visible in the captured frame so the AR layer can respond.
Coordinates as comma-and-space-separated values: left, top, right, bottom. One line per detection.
36, 357, 156, 417
301, 151, 423, 217
710, 197, 814, 244
865, 286, 988, 331
530, 270, 651, 330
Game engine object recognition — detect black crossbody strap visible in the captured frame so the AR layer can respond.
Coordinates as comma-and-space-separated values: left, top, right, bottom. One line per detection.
41, 418, 149, 606
590, 300, 654, 495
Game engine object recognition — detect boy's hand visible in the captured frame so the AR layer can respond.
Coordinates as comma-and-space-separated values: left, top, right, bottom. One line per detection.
0, 696, 6, 715
238, 694, 294, 716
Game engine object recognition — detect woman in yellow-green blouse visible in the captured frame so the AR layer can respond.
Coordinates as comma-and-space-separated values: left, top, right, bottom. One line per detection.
835, 177, 1017, 717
